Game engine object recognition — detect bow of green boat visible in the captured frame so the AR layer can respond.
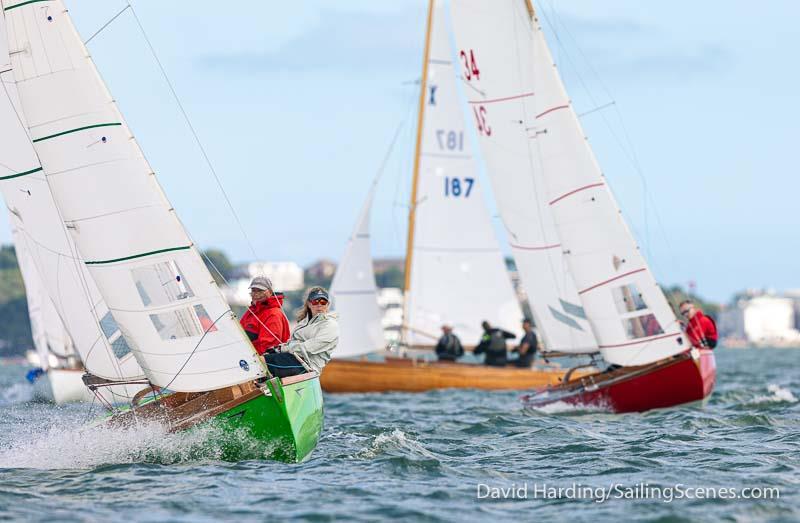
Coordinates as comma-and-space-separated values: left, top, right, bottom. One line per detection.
99, 372, 324, 463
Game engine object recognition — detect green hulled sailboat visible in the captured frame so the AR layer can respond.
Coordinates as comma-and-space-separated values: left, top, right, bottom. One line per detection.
1, 0, 322, 462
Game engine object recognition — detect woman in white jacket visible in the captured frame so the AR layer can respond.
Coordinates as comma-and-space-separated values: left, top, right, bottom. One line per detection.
268, 287, 338, 377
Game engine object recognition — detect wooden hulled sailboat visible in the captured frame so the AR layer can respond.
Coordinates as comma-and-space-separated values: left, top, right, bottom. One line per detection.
447, 0, 715, 412
1, 0, 322, 460
324, 0, 574, 393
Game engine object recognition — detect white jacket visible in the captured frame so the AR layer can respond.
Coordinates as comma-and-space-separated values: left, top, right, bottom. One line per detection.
284, 312, 338, 373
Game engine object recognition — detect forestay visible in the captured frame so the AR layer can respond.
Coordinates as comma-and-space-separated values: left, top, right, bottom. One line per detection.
1, 7, 142, 380
448, 0, 685, 365
330, 183, 386, 359
3, 0, 264, 390
406, 1, 522, 347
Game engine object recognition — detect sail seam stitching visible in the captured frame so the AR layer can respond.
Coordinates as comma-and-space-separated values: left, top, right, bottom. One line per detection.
84, 245, 192, 265
32, 122, 122, 143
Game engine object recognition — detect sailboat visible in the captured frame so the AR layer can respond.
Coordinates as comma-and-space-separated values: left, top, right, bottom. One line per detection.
1, 1, 322, 460
324, 0, 577, 393
446, 0, 715, 412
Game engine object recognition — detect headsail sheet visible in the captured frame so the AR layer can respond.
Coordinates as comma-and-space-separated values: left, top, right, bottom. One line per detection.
448, 0, 684, 365
406, 2, 523, 347
330, 184, 386, 359
3, 0, 264, 390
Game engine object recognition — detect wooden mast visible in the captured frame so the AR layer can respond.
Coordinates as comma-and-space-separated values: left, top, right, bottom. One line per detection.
524, 0, 536, 18
401, 0, 435, 346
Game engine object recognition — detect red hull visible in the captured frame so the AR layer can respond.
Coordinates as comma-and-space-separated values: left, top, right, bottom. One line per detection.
523, 349, 716, 413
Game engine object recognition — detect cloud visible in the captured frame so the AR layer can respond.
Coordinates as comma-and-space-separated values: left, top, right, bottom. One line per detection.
197, 6, 425, 74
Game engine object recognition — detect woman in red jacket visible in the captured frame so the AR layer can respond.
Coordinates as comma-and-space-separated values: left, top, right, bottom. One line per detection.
239, 276, 290, 354
679, 300, 718, 349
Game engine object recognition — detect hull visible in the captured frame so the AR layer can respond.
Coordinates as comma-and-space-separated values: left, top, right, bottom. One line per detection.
105, 373, 324, 463
522, 349, 716, 413
321, 357, 580, 393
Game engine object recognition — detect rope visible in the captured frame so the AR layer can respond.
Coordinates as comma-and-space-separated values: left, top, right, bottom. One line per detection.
124, 1, 260, 263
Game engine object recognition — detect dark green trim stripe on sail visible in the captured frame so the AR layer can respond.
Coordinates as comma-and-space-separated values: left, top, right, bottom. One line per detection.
4, 0, 52, 11
85, 245, 192, 265
32, 123, 122, 143
0, 167, 42, 181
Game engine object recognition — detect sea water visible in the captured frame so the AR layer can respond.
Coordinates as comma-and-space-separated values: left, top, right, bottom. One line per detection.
0, 349, 797, 522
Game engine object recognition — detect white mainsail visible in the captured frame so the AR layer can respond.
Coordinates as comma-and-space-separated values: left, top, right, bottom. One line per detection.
448, 0, 685, 365
405, 1, 523, 347
3, 0, 265, 390
1, 6, 142, 381
330, 182, 386, 359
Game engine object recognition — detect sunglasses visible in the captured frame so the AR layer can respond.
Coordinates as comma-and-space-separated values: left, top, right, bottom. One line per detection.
680, 309, 691, 316
309, 298, 329, 305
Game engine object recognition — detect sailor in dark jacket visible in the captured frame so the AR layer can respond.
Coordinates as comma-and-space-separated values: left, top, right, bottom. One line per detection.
435, 324, 464, 362
474, 320, 515, 367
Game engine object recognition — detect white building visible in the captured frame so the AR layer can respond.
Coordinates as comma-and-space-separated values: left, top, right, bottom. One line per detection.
719, 293, 800, 347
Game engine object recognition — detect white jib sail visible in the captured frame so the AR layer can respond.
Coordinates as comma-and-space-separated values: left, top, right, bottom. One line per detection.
405, 1, 523, 348
330, 183, 386, 359
444, 1, 598, 355
3, 0, 265, 390
1, 7, 143, 380
448, 0, 685, 365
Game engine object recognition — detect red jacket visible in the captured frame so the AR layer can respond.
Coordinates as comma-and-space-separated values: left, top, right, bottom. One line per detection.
685, 310, 718, 349
240, 294, 290, 355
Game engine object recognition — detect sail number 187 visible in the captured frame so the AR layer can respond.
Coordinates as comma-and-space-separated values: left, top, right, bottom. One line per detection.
444, 177, 474, 198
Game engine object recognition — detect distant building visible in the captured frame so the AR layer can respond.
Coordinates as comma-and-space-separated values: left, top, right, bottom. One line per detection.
719, 292, 800, 347
373, 258, 404, 273
306, 259, 337, 281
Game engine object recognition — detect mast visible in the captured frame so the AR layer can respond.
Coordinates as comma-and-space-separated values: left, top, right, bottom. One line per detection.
401, 0, 435, 344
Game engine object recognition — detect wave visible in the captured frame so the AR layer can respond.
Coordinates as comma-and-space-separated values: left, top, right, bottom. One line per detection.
0, 383, 34, 406
753, 384, 797, 404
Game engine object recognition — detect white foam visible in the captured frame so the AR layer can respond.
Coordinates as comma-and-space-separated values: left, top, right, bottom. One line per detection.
356, 428, 435, 460
754, 384, 798, 404
0, 382, 34, 406
527, 400, 609, 415
0, 414, 264, 469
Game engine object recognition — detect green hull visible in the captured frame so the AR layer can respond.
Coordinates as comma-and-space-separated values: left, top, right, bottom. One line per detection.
211, 376, 324, 462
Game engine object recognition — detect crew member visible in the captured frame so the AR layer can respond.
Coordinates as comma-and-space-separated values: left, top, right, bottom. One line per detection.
239, 276, 290, 355
679, 299, 718, 349
474, 320, 515, 367
435, 324, 464, 362
512, 318, 538, 368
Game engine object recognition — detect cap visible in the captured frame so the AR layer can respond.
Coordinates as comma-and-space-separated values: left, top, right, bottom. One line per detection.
249, 276, 273, 291
308, 288, 330, 301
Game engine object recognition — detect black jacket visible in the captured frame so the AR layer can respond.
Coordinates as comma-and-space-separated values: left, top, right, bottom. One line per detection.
474, 328, 515, 366
435, 333, 464, 361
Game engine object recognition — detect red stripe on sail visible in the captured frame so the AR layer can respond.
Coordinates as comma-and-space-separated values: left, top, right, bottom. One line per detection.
598, 332, 681, 349
536, 104, 569, 119
549, 182, 605, 205
468, 92, 534, 105
510, 243, 561, 251
578, 268, 646, 295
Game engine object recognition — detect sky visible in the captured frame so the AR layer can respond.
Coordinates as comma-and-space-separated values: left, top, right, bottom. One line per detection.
0, 0, 798, 303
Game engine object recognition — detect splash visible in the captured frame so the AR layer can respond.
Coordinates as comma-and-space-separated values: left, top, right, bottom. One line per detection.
0, 383, 35, 406
0, 413, 270, 469
525, 400, 609, 415
754, 384, 797, 404
356, 429, 437, 460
